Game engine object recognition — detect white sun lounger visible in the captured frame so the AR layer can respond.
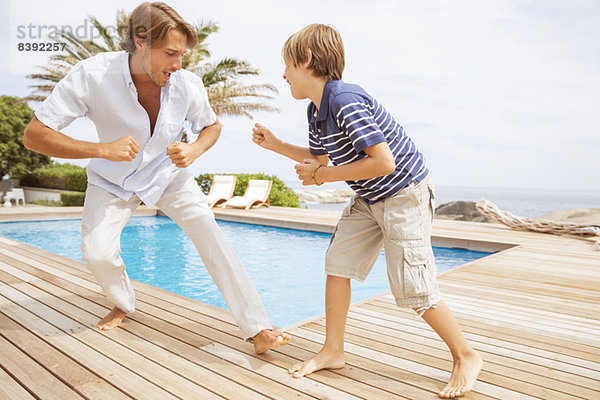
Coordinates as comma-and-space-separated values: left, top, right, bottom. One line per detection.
3, 188, 26, 207
224, 179, 272, 210
206, 175, 237, 208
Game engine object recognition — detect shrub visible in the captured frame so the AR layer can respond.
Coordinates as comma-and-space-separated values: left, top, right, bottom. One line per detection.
21, 162, 87, 191
1, 95, 51, 178
196, 173, 300, 208
60, 191, 85, 206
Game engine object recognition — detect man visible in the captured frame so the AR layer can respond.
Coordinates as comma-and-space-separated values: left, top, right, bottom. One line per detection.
23, 1, 289, 353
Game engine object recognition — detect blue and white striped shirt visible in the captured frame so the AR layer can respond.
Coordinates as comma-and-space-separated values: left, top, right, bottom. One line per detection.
308, 80, 429, 204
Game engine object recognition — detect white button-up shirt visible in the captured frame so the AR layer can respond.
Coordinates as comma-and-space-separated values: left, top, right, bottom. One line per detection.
35, 51, 217, 206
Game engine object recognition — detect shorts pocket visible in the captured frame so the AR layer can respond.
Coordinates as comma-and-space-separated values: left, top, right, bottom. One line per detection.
384, 185, 422, 240
402, 245, 434, 297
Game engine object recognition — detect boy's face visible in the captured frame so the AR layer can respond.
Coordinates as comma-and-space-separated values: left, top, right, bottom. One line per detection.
283, 59, 311, 100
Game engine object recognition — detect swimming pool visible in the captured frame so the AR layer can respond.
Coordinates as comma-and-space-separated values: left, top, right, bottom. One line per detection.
0, 216, 489, 326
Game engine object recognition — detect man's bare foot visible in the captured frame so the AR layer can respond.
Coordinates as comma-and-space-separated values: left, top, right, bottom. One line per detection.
438, 351, 483, 398
288, 348, 345, 378
253, 329, 291, 354
97, 306, 126, 331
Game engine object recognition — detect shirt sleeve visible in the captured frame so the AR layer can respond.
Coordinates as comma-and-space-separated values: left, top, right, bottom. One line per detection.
186, 74, 218, 133
331, 93, 386, 154
34, 61, 91, 131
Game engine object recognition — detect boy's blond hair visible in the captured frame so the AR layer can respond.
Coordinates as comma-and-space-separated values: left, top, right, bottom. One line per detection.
120, 2, 197, 53
283, 24, 345, 80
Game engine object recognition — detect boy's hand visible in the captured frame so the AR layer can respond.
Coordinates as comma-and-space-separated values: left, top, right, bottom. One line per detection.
252, 123, 282, 151
166, 141, 200, 168
295, 159, 322, 186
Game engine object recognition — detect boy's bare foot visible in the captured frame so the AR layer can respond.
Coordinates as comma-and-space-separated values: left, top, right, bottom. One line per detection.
438, 351, 483, 398
253, 329, 291, 354
288, 348, 345, 378
97, 306, 127, 331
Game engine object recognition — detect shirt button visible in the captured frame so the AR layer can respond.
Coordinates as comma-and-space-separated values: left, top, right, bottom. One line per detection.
318, 128, 321, 132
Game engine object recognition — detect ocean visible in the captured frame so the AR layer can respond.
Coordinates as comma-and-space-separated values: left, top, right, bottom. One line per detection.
294, 184, 600, 218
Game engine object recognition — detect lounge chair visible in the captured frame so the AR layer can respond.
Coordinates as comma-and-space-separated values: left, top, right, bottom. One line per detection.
3, 188, 26, 207
225, 179, 272, 210
206, 175, 237, 208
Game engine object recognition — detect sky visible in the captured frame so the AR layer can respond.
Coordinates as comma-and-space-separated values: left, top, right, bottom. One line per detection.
1, 0, 599, 192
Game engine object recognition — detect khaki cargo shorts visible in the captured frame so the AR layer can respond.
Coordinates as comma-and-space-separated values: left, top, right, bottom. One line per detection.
325, 174, 441, 312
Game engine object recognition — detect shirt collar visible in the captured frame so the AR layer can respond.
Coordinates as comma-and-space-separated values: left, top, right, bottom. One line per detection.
121, 51, 134, 87
121, 51, 172, 95
313, 80, 340, 122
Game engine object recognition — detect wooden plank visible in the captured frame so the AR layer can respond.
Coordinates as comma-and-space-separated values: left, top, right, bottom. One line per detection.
441, 271, 600, 302
367, 300, 600, 368
0, 270, 268, 400
0, 285, 184, 400
0, 333, 84, 400
302, 321, 597, 400
0, 260, 313, 400
0, 366, 36, 400
292, 327, 541, 400
351, 305, 600, 375
328, 318, 600, 396
0, 312, 130, 400
281, 326, 496, 400
202, 343, 366, 400
438, 280, 599, 320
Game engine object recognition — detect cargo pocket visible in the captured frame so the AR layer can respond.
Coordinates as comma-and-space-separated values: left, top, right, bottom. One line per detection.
384, 184, 423, 240
402, 245, 434, 297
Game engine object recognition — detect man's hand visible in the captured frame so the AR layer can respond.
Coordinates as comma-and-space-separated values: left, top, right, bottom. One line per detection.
295, 158, 323, 186
166, 141, 200, 168
252, 123, 283, 151
100, 136, 139, 162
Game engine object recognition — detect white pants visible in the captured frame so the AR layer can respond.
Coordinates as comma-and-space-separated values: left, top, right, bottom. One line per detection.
81, 176, 272, 339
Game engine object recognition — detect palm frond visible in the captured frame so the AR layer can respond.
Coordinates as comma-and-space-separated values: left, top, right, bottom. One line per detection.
89, 16, 118, 51
24, 11, 279, 121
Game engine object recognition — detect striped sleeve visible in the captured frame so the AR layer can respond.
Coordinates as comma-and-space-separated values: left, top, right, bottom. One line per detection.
331, 93, 386, 154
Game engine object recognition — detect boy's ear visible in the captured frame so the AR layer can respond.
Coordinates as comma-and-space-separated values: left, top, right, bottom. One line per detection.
303, 49, 313, 69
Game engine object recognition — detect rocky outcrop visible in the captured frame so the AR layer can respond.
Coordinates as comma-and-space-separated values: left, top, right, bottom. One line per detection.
295, 188, 354, 204
539, 208, 600, 225
434, 201, 492, 223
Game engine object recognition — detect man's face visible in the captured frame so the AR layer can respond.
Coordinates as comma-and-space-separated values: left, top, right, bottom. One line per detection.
138, 29, 187, 87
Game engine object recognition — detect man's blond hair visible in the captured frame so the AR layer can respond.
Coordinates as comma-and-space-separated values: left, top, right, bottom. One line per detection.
120, 2, 197, 53
283, 24, 345, 80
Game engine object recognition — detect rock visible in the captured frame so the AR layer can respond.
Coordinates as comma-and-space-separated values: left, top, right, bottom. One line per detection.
435, 201, 492, 223
539, 208, 600, 225
295, 188, 354, 204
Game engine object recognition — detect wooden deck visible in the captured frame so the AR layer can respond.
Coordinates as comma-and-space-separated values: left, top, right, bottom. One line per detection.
0, 206, 599, 399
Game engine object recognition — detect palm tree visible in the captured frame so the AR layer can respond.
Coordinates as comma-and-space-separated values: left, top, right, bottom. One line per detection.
23, 11, 279, 120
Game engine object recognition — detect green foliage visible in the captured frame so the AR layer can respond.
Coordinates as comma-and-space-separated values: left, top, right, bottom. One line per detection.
195, 173, 299, 208
28, 199, 62, 207
0, 95, 51, 178
21, 162, 87, 191
60, 191, 85, 206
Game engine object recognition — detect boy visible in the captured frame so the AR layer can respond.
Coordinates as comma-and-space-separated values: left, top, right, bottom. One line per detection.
252, 24, 482, 398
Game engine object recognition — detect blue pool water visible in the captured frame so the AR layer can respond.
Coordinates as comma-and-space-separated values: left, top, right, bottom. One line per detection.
0, 216, 489, 327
